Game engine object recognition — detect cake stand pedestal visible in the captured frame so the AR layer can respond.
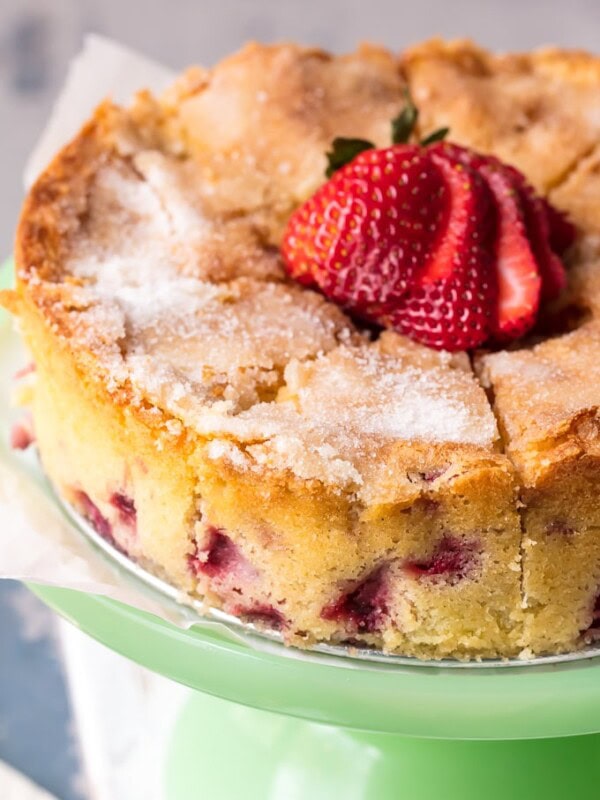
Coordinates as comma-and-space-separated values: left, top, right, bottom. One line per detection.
166, 691, 600, 799
29, 585, 600, 800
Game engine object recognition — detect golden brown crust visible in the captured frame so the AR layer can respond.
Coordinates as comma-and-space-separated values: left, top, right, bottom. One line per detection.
402, 38, 600, 192
479, 324, 600, 467
10, 56, 502, 476
11, 146, 191, 443
158, 42, 406, 240
550, 145, 600, 235
10, 38, 600, 488
16, 110, 109, 285
13, 72, 501, 457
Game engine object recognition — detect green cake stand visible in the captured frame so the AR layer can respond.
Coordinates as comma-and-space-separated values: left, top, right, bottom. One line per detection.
3, 256, 600, 800
28, 582, 600, 800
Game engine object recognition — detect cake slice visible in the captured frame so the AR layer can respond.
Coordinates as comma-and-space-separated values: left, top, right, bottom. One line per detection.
479, 324, 600, 652
191, 333, 523, 657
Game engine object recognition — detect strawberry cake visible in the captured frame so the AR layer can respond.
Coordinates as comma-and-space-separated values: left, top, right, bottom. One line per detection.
3, 39, 600, 659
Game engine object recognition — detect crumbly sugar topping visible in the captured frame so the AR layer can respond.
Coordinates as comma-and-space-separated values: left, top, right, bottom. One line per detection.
56, 136, 499, 490
168, 43, 406, 237
283, 343, 496, 444
66, 160, 352, 416
74, 156, 283, 285
202, 340, 498, 489
481, 324, 600, 450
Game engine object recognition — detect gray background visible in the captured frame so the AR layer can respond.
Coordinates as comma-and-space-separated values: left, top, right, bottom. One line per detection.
0, 582, 86, 799
2, 0, 600, 257
0, 1, 599, 797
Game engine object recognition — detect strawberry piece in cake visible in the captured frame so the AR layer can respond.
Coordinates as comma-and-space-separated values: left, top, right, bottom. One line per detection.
404, 535, 481, 583
10, 414, 35, 450
73, 491, 116, 547
322, 565, 389, 634
110, 492, 137, 529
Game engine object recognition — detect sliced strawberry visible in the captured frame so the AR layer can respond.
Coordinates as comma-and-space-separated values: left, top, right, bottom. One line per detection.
479, 166, 541, 338
282, 129, 567, 352
518, 190, 567, 301
494, 164, 567, 301
282, 145, 449, 317
540, 198, 577, 255
432, 145, 542, 338
385, 147, 497, 350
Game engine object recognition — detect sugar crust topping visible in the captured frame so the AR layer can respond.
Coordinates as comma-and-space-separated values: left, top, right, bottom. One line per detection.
57, 147, 498, 488
32, 39, 600, 487
481, 324, 600, 455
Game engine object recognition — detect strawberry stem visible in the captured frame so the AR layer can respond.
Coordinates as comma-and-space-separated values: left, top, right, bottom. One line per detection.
325, 137, 374, 177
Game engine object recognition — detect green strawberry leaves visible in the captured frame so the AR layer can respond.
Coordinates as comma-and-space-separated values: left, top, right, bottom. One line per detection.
325, 89, 450, 176
421, 127, 450, 146
325, 137, 375, 178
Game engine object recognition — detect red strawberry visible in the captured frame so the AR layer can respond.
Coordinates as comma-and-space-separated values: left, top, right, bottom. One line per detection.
495, 164, 568, 301
436, 145, 570, 303
432, 143, 542, 338
541, 198, 577, 256
519, 190, 567, 302
282, 129, 571, 351
483, 166, 541, 338
384, 150, 497, 350
282, 145, 449, 317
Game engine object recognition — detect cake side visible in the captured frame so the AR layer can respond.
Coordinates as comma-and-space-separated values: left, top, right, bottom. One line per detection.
479, 325, 600, 651
404, 37, 600, 654
18, 296, 200, 587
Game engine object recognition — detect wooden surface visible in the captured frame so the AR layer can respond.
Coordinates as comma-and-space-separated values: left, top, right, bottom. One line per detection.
1, 0, 600, 255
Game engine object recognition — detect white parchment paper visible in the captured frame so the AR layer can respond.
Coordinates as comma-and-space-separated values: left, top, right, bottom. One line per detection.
0, 35, 247, 635
0, 758, 59, 800
24, 34, 175, 188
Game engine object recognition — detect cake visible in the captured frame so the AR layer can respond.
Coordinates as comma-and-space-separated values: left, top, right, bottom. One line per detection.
4, 39, 600, 660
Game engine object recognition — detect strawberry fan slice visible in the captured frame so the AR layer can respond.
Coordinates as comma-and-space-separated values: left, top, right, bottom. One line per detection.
282, 131, 575, 352
384, 148, 497, 350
